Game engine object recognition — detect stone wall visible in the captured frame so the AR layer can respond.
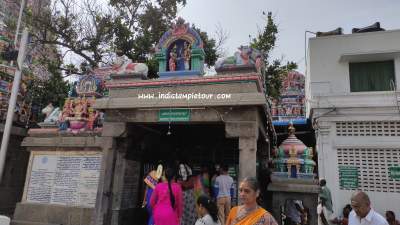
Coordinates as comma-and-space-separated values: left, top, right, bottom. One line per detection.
0, 125, 28, 217
268, 182, 319, 225
13, 203, 93, 225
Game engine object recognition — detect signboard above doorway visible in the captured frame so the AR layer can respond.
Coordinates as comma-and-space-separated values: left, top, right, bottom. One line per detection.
158, 109, 191, 122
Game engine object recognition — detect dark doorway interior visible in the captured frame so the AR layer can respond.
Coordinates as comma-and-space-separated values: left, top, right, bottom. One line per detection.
121, 123, 239, 225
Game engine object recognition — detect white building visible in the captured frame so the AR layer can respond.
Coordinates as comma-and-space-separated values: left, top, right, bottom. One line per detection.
307, 29, 400, 217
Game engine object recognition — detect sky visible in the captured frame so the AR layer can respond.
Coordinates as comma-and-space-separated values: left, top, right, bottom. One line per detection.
178, 0, 400, 74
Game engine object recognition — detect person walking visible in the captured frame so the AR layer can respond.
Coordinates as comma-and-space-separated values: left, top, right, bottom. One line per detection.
226, 177, 278, 225
150, 167, 183, 225
319, 179, 335, 225
214, 165, 234, 225
349, 191, 388, 225
195, 195, 221, 225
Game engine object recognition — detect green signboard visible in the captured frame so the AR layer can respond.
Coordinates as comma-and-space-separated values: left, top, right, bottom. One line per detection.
389, 166, 400, 180
158, 109, 190, 122
339, 166, 359, 189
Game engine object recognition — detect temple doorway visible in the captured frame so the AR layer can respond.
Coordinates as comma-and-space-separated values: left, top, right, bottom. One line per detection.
122, 123, 240, 225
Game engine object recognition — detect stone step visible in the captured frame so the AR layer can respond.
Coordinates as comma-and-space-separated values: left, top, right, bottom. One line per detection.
11, 220, 61, 225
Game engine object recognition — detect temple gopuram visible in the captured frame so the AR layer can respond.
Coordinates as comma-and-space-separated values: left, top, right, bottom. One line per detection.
272, 71, 306, 126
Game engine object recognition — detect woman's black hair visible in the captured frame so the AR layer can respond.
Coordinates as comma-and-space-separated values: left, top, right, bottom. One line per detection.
197, 194, 219, 223
165, 167, 176, 208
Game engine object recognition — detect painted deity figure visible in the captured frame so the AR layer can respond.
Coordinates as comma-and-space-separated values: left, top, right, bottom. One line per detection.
73, 98, 85, 118
169, 51, 177, 71
62, 98, 73, 117
176, 43, 185, 71
183, 42, 191, 70
87, 107, 98, 130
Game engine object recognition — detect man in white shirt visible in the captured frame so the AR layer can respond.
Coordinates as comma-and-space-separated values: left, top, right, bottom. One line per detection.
349, 191, 388, 225
214, 165, 234, 225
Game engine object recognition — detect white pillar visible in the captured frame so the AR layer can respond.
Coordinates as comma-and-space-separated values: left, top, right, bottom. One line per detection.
0, 28, 29, 182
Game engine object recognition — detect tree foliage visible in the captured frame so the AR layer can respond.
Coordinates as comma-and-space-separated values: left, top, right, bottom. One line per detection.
26, 0, 192, 75
264, 60, 298, 99
25, 0, 223, 77
192, 25, 218, 67
26, 57, 69, 121
111, 0, 186, 62
250, 12, 298, 99
27, 0, 114, 69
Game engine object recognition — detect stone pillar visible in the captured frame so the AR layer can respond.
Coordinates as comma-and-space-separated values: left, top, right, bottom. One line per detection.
110, 142, 127, 225
155, 50, 166, 72
315, 121, 331, 178
92, 122, 127, 225
238, 136, 257, 183
91, 137, 116, 225
191, 48, 205, 73
225, 121, 258, 183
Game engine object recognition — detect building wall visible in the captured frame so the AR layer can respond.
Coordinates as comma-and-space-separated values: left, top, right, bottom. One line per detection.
313, 116, 400, 218
308, 30, 400, 218
308, 29, 400, 97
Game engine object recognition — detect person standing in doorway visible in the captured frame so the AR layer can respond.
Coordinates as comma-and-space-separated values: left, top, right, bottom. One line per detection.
178, 161, 197, 225
214, 165, 234, 225
349, 191, 388, 225
150, 167, 183, 225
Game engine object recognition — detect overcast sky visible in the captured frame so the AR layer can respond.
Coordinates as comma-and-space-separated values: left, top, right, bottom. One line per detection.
178, 0, 400, 74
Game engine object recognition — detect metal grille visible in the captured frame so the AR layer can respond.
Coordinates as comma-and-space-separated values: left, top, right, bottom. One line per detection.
336, 121, 400, 136
337, 148, 400, 192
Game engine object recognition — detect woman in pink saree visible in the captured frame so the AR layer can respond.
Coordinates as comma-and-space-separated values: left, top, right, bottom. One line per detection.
150, 167, 183, 225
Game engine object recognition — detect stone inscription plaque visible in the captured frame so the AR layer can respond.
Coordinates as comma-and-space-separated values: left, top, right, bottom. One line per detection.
26, 152, 102, 208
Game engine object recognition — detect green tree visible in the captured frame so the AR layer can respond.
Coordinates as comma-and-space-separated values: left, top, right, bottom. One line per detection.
111, 0, 186, 61
27, 0, 220, 77
26, 0, 187, 74
27, 0, 114, 70
192, 25, 218, 67
251, 12, 298, 99
265, 60, 298, 99
26, 58, 69, 122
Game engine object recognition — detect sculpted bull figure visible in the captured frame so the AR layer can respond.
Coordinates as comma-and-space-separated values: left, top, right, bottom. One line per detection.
112, 54, 149, 77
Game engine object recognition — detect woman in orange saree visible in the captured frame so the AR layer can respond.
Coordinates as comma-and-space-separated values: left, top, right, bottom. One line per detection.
226, 177, 278, 225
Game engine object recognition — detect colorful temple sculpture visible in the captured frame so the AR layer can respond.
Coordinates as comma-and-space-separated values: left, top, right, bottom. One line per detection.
268, 123, 319, 225
155, 17, 205, 78
38, 69, 106, 134
111, 51, 149, 79
215, 45, 264, 73
272, 123, 316, 179
271, 71, 305, 125
0, 70, 30, 124
58, 72, 105, 134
